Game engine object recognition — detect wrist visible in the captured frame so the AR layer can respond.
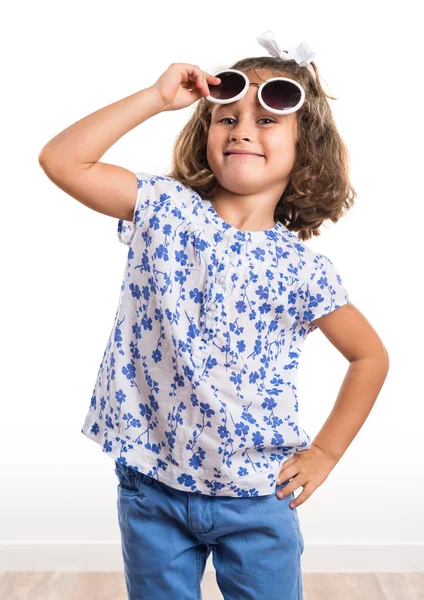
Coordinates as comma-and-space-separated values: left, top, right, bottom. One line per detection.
145, 85, 168, 114
311, 441, 342, 465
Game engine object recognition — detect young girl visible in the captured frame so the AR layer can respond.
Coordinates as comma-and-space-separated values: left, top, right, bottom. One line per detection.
39, 30, 389, 600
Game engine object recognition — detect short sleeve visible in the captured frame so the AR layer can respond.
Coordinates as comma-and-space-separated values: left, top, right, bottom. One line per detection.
301, 253, 350, 334
117, 171, 154, 245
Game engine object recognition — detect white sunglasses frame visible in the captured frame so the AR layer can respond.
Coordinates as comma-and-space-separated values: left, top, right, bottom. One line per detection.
205, 68, 306, 115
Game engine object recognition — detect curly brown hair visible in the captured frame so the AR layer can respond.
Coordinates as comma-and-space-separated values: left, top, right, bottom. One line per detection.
164, 56, 356, 241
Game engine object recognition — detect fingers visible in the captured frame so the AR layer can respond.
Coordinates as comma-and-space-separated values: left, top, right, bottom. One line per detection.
286, 484, 312, 509
196, 71, 221, 96
276, 458, 298, 484
180, 63, 221, 96
174, 63, 221, 97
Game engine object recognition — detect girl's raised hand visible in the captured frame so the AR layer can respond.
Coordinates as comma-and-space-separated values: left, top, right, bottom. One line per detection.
151, 63, 221, 112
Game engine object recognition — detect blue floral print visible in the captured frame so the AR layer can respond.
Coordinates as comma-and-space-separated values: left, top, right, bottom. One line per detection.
81, 172, 350, 497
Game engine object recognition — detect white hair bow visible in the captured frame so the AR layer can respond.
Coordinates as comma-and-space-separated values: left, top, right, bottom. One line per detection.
256, 30, 315, 67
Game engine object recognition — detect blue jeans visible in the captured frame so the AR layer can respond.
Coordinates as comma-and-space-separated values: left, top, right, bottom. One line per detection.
114, 460, 304, 600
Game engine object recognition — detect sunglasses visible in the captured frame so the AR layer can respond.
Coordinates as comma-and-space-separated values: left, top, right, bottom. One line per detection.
205, 69, 306, 115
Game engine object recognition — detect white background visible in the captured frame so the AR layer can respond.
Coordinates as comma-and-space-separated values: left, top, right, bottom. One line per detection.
1, 0, 423, 573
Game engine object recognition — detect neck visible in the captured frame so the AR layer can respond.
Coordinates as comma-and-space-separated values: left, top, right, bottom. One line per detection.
209, 191, 278, 232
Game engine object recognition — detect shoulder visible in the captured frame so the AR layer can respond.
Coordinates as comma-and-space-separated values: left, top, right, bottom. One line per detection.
134, 171, 194, 216
117, 172, 189, 245
284, 234, 343, 285
134, 171, 182, 202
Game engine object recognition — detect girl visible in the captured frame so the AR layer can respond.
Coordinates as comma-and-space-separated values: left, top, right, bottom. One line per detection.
39, 30, 389, 600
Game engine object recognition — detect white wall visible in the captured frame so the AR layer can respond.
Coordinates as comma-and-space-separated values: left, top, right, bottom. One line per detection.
2, 0, 423, 572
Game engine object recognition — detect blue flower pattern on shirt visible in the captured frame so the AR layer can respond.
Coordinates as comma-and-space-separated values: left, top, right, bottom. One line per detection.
81, 172, 350, 497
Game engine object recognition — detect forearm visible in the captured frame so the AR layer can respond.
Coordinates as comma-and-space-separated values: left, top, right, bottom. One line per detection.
38, 85, 165, 170
312, 352, 389, 463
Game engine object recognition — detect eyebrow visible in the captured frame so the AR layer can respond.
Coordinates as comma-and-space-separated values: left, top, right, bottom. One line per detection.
213, 105, 232, 113
213, 104, 270, 113
212, 105, 283, 118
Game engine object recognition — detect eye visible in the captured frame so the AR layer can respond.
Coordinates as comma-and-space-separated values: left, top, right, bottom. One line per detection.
218, 117, 275, 125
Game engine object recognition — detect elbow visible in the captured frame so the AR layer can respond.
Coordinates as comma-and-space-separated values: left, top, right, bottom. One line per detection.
38, 141, 52, 163
38, 147, 67, 179
383, 345, 390, 371
38, 141, 63, 172
38, 148, 46, 167
38, 146, 54, 171
373, 345, 390, 379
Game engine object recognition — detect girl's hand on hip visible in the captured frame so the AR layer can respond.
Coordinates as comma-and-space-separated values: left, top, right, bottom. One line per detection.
151, 63, 221, 112
276, 444, 338, 509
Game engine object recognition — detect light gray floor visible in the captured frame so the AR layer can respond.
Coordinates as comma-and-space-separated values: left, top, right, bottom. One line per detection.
0, 571, 423, 599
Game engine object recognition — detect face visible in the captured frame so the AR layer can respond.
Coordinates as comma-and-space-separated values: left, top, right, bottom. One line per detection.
206, 71, 299, 201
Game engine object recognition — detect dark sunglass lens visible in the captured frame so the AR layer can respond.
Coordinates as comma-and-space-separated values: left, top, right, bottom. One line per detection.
262, 80, 302, 110
208, 71, 246, 100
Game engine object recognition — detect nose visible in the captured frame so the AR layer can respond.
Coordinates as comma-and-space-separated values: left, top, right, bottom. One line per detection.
227, 85, 263, 141
228, 116, 258, 141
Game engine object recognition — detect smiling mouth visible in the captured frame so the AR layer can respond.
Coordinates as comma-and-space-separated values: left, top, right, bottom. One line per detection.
224, 153, 264, 158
